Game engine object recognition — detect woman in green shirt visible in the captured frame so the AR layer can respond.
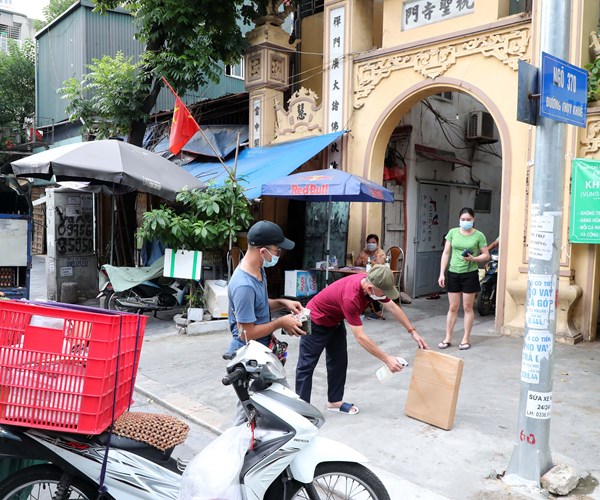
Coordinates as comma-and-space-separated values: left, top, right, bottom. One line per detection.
437, 207, 489, 350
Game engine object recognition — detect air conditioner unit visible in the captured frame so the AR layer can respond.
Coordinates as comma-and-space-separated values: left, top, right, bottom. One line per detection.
466, 111, 495, 142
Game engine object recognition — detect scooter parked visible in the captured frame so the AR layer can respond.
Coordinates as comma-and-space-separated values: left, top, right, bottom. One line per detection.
98, 255, 186, 314
477, 251, 498, 316
0, 341, 390, 500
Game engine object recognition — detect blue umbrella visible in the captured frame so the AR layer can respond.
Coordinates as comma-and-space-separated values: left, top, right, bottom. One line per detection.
261, 168, 394, 202
261, 168, 394, 280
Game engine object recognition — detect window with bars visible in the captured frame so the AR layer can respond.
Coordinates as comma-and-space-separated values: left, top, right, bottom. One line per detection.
0, 23, 22, 40
299, 0, 324, 18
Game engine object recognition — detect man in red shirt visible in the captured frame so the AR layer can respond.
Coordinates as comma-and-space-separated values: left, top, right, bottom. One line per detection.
295, 265, 428, 415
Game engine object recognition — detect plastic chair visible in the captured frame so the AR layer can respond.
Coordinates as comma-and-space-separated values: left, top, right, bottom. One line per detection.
386, 246, 405, 292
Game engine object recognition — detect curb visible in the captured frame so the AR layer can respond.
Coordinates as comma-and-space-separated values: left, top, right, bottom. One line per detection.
134, 373, 228, 436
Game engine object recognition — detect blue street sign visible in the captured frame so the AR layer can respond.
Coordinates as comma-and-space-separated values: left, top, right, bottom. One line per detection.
540, 52, 587, 127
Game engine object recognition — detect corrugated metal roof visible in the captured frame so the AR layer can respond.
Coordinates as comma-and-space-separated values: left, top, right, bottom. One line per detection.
36, 1, 248, 127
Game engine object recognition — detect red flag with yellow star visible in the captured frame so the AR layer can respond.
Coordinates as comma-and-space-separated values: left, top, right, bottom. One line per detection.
162, 77, 200, 155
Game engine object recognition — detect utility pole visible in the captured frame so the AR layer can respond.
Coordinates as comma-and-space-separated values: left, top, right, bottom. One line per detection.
505, 0, 572, 485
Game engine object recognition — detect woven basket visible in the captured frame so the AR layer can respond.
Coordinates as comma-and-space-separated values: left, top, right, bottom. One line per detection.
113, 412, 189, 452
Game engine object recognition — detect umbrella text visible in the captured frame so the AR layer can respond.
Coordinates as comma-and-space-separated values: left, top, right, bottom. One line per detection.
291, 184, 329, 196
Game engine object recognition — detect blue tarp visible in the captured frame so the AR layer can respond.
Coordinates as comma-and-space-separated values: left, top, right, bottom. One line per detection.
182, 131, 345, 199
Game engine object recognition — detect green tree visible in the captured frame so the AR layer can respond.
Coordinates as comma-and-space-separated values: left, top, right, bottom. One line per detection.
33, 0, 76, 30
83, 0, 295, 146
0, 39, 35, 143
60, 52, 147, 139
137, 179, 254, 251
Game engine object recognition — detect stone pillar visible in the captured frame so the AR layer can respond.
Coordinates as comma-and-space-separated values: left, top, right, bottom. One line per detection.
245, 17, 293, 146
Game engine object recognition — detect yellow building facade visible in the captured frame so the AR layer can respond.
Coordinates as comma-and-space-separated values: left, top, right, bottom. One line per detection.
245, 0, 600, 343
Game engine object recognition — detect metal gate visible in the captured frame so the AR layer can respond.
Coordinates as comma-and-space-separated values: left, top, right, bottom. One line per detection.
413, 183, 450, 297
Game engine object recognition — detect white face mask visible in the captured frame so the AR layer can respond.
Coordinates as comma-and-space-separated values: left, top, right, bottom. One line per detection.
366, 243, 377, 252
369, 288, 387, 301
262, 249, 279, 268
459, 220, 474, 230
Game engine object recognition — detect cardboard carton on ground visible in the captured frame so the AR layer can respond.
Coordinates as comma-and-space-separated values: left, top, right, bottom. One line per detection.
405, 349, 463, 430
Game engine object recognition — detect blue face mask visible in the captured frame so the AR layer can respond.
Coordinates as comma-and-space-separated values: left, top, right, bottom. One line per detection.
262, 249, 279, 268
459, 220, 474, 230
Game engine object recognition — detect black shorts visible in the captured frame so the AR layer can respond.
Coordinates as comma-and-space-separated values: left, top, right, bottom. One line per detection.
446, 270, 480, 294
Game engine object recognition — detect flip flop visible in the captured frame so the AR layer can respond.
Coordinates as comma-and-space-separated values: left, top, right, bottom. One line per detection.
438, 341, 451, 349
459, 343, 471, 350
327, 402, 359, 415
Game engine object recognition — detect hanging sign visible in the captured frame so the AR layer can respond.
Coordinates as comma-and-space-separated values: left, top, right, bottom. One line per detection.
540, 52, 587, 127
570, 159, 600, 243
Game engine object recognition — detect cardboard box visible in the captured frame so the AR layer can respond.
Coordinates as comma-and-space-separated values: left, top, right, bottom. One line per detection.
405, 350, 464, 430
307, 272, 318, 296
284, 270, 309, 297
204, 280, 229, 318
163, 248, 202, 280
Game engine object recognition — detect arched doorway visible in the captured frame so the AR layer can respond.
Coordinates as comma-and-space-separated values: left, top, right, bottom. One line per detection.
355, 79, 513, 329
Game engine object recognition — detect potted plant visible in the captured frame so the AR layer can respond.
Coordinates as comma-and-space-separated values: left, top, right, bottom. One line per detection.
137, 178, 254, 314
186, 285, 205, 322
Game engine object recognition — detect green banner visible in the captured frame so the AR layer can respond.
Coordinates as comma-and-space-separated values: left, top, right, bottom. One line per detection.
570, 159, 600, 243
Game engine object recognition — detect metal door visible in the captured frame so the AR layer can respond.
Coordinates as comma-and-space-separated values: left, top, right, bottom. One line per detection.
413, 183, 450, 297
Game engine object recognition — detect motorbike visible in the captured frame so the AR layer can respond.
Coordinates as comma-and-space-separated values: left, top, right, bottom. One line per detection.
97, 255, 186, 314
477, 251, 498, 316
0, 340, 390, 500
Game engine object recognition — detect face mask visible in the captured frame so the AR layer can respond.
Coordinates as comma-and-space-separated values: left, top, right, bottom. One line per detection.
369, 288, 387, 301
366, 243, 377, 252
459, 220, 474, 230
262, 249, 279, 268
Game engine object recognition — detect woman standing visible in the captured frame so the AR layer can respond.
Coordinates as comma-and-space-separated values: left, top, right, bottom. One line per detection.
437, 208, 489, 350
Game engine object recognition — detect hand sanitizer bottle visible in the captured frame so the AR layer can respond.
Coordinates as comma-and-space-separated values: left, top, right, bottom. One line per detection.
376, 357, 409, 383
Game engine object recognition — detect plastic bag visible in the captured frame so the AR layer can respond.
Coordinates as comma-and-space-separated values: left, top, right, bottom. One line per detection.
179, 423, 251, 500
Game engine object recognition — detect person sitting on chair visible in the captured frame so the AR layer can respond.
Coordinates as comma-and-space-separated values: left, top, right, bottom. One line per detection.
354, 234, 386, 267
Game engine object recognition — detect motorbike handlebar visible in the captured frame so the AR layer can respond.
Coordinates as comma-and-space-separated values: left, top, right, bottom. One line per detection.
222, 366, 246, 386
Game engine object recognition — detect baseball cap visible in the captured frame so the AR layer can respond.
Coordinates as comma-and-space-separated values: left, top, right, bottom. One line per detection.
247, 221, 295, 250
367, 264, 399, 300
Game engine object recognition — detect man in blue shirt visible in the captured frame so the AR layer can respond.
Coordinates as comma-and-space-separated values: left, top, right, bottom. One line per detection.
225, 221, 305, 358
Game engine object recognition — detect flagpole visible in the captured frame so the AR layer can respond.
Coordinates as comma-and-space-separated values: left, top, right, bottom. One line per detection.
161, 76, 237, 184
227, 132, 241, 280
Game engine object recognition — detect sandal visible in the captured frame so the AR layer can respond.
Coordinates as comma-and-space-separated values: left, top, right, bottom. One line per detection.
327, 402, 359, 415
438, 341, 451, 349
459, 343, 471, 350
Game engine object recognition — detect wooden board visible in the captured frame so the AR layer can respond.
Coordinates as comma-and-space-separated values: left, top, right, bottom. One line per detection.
405, 350, 464, 430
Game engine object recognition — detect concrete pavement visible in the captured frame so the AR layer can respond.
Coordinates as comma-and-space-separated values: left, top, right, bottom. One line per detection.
135, 295, 600, 499
29, 256, 600, 498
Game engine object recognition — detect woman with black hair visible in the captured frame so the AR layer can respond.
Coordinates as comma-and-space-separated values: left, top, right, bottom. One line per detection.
437, 207, 489, 350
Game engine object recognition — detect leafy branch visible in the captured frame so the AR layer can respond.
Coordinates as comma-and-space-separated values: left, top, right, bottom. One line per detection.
137, 178, 254, 251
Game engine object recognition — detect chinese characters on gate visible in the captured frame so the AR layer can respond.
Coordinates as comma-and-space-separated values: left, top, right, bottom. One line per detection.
403, 0, 475, 30
327, 6, 345, 169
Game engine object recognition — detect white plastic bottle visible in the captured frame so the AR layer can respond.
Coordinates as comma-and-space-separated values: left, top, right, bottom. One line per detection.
376, 357, 409, 383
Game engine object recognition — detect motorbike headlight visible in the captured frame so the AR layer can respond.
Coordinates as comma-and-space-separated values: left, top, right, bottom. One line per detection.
228, 341, 286, 381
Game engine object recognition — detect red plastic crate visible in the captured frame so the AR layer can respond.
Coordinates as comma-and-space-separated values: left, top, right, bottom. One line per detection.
0, 300, 146, 434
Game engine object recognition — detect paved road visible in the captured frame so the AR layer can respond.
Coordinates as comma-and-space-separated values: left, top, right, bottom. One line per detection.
28, 255, 600, 499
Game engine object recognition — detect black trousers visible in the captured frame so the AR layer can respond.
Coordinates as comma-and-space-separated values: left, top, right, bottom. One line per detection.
295, 321, 347, 404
